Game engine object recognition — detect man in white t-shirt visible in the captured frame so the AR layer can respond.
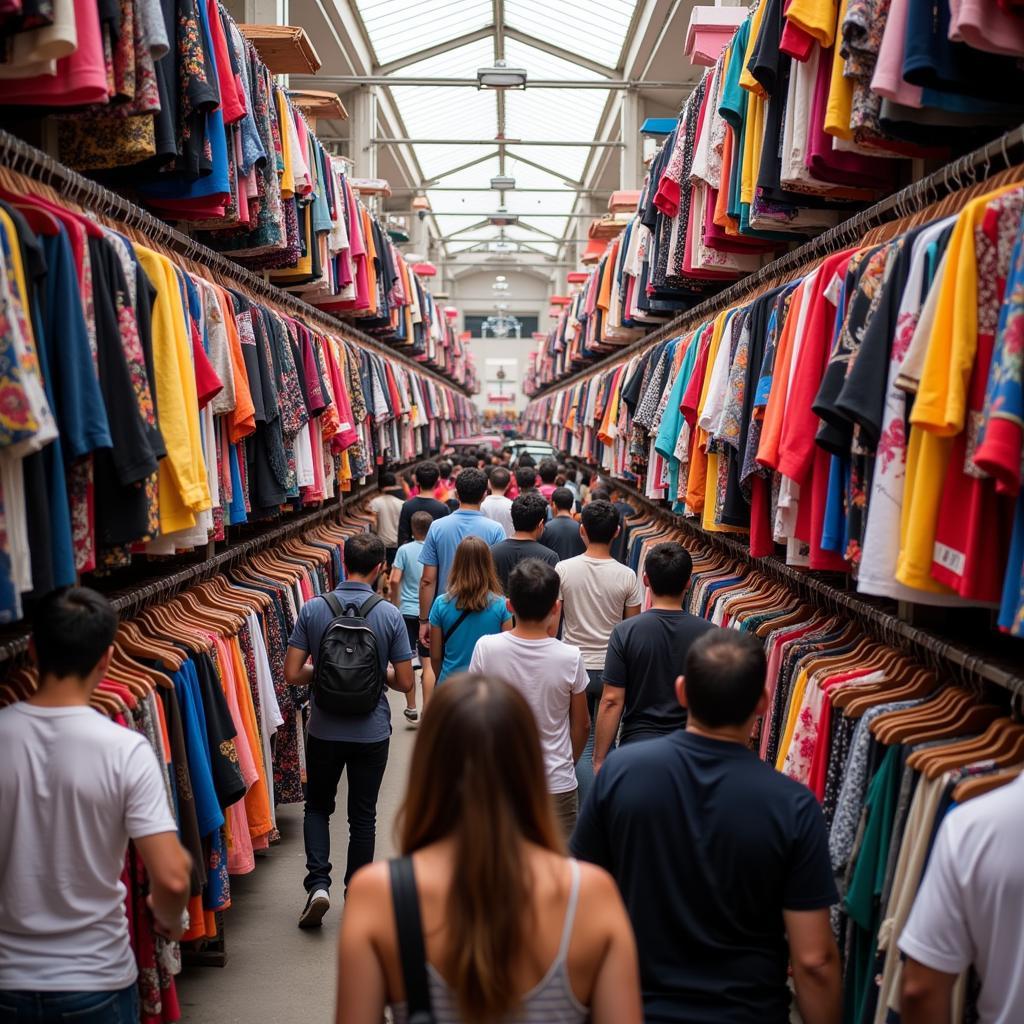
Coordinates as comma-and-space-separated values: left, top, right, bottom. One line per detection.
898, 772, 1024, 1024
555, 499, 643, 803
470, 558, 589, 836
0, 588, 192, 1020
369, 472, 406, 566
481, 465, 514, 538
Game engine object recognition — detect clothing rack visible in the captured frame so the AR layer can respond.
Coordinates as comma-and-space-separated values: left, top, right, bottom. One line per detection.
529, 123, 1024, 400
0, 129, 471, 398
603, 473, 1024, 701
0, 483, 381, 667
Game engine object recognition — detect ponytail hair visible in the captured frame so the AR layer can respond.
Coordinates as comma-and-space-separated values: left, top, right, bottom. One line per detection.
397, 675, 564, 1023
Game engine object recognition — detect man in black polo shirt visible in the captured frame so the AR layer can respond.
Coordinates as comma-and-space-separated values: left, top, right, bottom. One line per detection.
396, 461, 449, 547
490, 493, 558, 593
540, 487, 586, 561
572, 630, 841, 1024
592, 542, 712, 772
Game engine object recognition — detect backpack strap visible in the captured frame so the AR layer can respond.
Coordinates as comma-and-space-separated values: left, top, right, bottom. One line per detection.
322, 592, 346, 618
442, 607, 473, 646
357, 594, 385, 619
389, 857, 434, 1024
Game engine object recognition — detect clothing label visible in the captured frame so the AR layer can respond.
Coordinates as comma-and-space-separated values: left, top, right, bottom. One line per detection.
933, 542, 966, 578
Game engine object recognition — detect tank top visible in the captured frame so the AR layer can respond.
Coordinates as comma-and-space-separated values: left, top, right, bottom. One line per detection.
390, 859, 587, 1024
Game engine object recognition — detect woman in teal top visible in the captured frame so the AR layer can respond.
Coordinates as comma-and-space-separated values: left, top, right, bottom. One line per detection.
428, 536, 512, 683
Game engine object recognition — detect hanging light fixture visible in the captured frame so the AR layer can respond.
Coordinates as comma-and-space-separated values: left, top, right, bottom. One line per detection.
490, 175, 516, 191
477, 60, 528, 89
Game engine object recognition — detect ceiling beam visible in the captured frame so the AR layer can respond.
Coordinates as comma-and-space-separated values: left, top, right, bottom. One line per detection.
503, 26, 617, 78
504, 148, 582, 188
308, 75, 693, 89
423, 150, 500, 185
376, 26, 495, 75
493, 0, 506, 174
441, 219, 493, 238
371, 137, 624, 147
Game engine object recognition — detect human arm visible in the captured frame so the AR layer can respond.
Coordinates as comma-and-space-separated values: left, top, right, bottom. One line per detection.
899, 960, 956, 1024
592, 686, 625, 774
335, 863, 390, 1024
585, 867, 644, 1024
388, 567, 403, 608
135, 833, 193, 939
623, 604, 641, 619
569, 690, 591, 763
623, 569, 644, 620
784, 908, 841, 1024
418, 563, 438, 648
389, 659, 414, 694
430, 625, 443, 681
284, 644, 314, 687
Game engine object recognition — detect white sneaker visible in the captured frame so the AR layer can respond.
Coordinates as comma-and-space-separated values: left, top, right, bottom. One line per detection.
298, 888, 330, 928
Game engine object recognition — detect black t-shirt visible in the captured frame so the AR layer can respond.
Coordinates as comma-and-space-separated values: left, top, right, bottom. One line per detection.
540, 516, 586, 561
491, 539, 559, 594
572, 732, 837, 1024
603, 610, 715, 742
397, 496, 450, 547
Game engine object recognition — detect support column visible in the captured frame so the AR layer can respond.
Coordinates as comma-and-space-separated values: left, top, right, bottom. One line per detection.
619, 88, 643, 190
348, 86, 379, 179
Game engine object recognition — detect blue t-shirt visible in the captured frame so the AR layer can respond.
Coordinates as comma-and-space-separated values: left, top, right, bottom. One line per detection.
429, 592, 511, 683
419, 509, 507, 595
288, 581, 413, 743
393, 540, 424, 617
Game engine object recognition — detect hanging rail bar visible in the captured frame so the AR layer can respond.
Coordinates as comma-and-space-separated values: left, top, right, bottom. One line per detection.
528, 124, 1024, 400
0, 129, 471, 396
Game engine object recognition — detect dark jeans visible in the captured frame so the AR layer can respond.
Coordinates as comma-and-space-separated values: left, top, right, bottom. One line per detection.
304, 734, 390, 893
574, 671, 605, 806
0, 984, 138, 1022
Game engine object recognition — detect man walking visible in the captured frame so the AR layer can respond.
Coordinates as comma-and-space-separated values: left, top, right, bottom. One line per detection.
417, 468, 506, 650
490, 492, 558, 593
285, 534, 413, 928
592, 542, 714, 774
555, 499, 643, 802
572, 630, 841, 1024
396, 462, 450, 547
481, 465, 514, 538
369, 472, 404, 567
0, 588, 192, 1019
540, 486, 586, 561
470, 559, 589, 837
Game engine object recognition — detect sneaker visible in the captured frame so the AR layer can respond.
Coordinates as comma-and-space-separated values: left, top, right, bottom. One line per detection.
298, 888, 330, 929
403, 707, 419, 724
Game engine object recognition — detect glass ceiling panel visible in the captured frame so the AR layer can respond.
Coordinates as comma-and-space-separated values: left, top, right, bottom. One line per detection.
500, 37, 603, 81
503, 0, 635, 68
356, 0, 492, 66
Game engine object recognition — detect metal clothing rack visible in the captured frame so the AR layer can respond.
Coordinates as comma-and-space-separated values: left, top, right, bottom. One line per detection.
0, 483, 380, 667
529, 123, 1024, 401
0, 129, 471, 398
604, 474, 1024, 700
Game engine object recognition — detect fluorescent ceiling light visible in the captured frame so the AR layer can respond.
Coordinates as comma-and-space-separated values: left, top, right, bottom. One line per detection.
490, 175, 516, 190
477, 61, 527, 89
489, 208, 519, 226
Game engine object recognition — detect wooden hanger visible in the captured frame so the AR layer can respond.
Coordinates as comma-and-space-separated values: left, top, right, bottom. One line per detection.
953, 765, 1023, 803
873, 690, 1003, 746
117, 621, 183, 671
909, 718, 1024, 777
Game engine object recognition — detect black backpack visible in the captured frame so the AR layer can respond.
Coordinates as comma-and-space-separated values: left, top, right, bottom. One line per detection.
312, 592, 386, 716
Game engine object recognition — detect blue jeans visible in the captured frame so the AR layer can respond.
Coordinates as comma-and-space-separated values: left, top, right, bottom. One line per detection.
304, 735, 390, 893
574, 671, 606, 807
0, 984, 138, 1022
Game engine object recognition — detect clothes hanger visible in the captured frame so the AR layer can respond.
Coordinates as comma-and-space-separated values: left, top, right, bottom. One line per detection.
953, 765, 1023, 803
841, 665, 937, 718
874, 691, 1003, 746
117, 621, 184, 671
909, 718, 1024, 777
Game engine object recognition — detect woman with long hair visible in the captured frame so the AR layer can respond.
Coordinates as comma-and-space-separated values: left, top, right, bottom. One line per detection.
336, 675, 642, 1024
428, 537, 512, 684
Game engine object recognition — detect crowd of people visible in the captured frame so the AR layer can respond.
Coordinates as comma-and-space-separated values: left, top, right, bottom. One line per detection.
0, 448, 1020, 1024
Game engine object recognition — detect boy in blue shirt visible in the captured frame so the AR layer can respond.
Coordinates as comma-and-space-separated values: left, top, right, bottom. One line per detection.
390, 511, 433, 723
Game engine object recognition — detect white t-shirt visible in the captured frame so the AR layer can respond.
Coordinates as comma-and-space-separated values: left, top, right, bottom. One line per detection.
898, 773, 1024, 1024
555, 555, 645, 670
481, 494, 514, 538
0, 703, 177, 990
370, 493, 404, 547
470, 633, 587, 794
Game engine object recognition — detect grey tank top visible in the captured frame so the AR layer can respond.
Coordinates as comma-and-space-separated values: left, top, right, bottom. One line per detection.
390, 858, 587, 1024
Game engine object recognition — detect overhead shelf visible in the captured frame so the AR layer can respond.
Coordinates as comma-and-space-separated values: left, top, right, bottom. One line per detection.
288, 89, 348, 128
238, 24, 322, 76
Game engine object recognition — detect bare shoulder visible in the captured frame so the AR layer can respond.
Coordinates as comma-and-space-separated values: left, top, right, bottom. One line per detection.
345, 861, 393, 924
576, 861, 623, 905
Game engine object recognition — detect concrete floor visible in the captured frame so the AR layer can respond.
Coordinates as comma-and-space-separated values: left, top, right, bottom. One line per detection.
177, 689, 416, 1024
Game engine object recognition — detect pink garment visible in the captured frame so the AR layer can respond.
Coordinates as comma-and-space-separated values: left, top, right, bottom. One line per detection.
871, 0, 924, 107
949, 0, 1024, 56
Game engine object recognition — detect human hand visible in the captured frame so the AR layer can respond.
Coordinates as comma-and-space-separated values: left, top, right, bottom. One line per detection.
419, 622, 431, 649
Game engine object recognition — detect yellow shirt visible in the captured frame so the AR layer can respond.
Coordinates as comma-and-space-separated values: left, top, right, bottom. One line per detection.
824, 0, 854, 140
133, 245, 211, 534
276, 89, 295, 199
739, 0, 769, 98
896, 183, 1020, 591
784, 0, 838, 48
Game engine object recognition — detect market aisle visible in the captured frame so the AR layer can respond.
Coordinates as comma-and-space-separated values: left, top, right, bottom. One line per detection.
178, 690, 418, 1023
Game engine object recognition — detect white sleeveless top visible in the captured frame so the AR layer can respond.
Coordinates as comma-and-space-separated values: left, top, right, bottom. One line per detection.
390, 859, 588, 1024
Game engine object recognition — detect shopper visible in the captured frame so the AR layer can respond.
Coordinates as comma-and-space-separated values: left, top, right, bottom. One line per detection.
396, 462, 449, 547
470, 560, 589, 836
541, 486, 586, 561
573, 629, 841, 1024
556, 499, 643, 802
481, 464, 514, 538
538, 458, 559, 500
490, 492, 559, 592
417, 467, 506, 650
336, 675, 643, 1024
435, 460, 456, 504
0, 588, 192, 1019
592, 542, 715, 773
428, 537, 512, 684
515, 465, 540, 496
369, 472, 404, 567
389, 511, 435, 724
285, 534, 414, 928
898, 773, 1024, 1024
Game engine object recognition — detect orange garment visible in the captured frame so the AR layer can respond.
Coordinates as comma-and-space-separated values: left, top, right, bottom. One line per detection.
229, 636, 273, 841
756, 278, 806, 469
210, 283, 256, 443
715, 130, 740, 234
